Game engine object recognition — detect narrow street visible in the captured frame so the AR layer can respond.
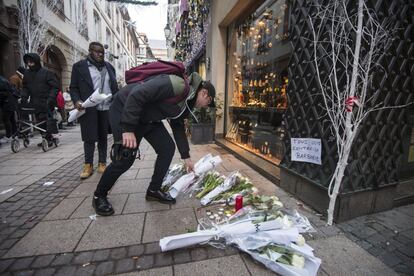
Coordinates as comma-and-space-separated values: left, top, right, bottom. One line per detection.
0, 127, 412, 275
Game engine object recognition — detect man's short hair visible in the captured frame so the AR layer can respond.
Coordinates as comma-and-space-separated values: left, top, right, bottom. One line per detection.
89, 42, 104, 50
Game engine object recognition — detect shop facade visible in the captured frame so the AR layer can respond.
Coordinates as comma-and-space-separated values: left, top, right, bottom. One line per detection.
204, 0, 413, 222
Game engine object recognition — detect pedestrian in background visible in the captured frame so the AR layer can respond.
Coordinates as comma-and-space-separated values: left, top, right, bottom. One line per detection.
63, 87, 75, 126
69, 42, 118, 179
22, 53, 60, 147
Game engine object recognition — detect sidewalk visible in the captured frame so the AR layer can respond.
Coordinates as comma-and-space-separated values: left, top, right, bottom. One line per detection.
0, 126, 410, 275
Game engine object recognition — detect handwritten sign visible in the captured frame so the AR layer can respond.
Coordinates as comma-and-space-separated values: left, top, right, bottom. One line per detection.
291, 138, 322, 165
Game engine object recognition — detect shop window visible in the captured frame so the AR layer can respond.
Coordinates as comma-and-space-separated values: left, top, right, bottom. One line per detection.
225, 0, 291, 165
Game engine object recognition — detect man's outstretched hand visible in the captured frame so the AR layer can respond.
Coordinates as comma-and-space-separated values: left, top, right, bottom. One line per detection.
183, 158, 194, 172
122, 132, 137, 149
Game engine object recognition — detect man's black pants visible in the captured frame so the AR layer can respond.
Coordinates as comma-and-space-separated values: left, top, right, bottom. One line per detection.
94, 122, 175, 198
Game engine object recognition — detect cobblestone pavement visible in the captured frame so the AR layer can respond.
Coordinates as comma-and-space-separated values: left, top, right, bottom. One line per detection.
0, 125, 407, 275
337, 204, 414, 275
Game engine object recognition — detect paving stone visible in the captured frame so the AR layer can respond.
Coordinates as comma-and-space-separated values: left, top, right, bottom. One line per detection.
34, 268, 55, 276
109, 179, 149, 194
190, 248, 208, 262
136, 255, 154, 270
0, 258, 14, 272
173, 249, 191, 264
378, 252, 403, 267
206, 247, 226, 258
154, 252, 173, 267
8, 257, 34, 271
75, 264, 96, 276
76, 214, 144, 251
142, 208, 197, 243
367, 233, 388, 246
0, 227, 17, 235
174, 255, 250, 275
367, 246, 384, 257
92, 249, 111, 262
355, 240, 373, 250
0, 238, 18, 250
72, 251, 94, 265
394, 234, 411, 244
397, 241, 414, 257
55, 265, 77, 276
4, 219, 90, 258
123, 193, 170, 214
110, 247, 127, 260
43, 197, 85, 221
144, 243, 161, 255
308, 235, 395, 275
51, 253, 73, 266
9, 229, 29, 239
241, 253, 277, 276
31, 254, 55, 268
95, 261, 114, 276
13, 270, 34, 276
115, 258, 136, 274
318, 225, 342, 237
128, 244, 144, 257
393, 262, 414, 275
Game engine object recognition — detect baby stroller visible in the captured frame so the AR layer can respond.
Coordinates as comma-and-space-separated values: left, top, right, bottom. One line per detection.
11, 102, 60, 153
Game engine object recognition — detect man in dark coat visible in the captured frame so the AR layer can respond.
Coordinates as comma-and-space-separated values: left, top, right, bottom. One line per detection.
22, 53, 59, 144
92, 71, 216, 216
70, 42, 118, 179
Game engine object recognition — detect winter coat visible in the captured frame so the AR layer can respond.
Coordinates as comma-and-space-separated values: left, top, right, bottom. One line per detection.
110, 72, 203, 159
69, 59, 118, 141
22, 53, 59, 113
0, 75, 17, 111
9, 74, 23, 95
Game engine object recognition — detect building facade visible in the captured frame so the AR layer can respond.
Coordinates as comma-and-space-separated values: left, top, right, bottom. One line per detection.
0, 0, 19, 78
169, 0, 414, 222
3, 0, 138, 90
136, 32, 155, 65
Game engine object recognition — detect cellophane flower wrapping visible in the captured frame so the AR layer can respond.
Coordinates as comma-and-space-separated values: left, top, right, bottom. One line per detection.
161, 163, 186, 191
200, 171, 242, 205
68, 88, 112, 122
159, 210, 292, 252
228, 233, 321, 276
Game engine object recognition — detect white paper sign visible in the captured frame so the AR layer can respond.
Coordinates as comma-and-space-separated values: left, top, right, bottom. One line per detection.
291, 138, 321, 165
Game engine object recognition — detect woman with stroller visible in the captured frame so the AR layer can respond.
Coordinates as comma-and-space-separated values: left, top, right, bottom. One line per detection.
21, 53, 59, 146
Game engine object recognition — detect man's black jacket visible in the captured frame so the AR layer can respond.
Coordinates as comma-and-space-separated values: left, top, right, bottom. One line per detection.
111, 73, 203, 159
22, 53, 59, 113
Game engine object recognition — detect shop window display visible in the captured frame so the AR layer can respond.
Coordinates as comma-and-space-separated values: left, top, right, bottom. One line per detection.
225, 0, 291, 164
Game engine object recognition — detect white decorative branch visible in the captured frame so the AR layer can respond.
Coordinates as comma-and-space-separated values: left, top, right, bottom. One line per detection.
308, 0, 405, 225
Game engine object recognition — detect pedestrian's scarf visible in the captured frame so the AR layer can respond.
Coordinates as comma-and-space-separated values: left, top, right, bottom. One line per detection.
87, 55, 105, 71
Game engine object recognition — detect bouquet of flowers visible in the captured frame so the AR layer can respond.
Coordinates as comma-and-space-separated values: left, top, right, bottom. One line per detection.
167, 154, 223, 198
200, 171, 241, 205
228, 233, 321, 276
159, 210, 292, 252
195, 171, 225, 199
68, 88, 112, 122
161, 163, 186, 192
207, 175, 255, 205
